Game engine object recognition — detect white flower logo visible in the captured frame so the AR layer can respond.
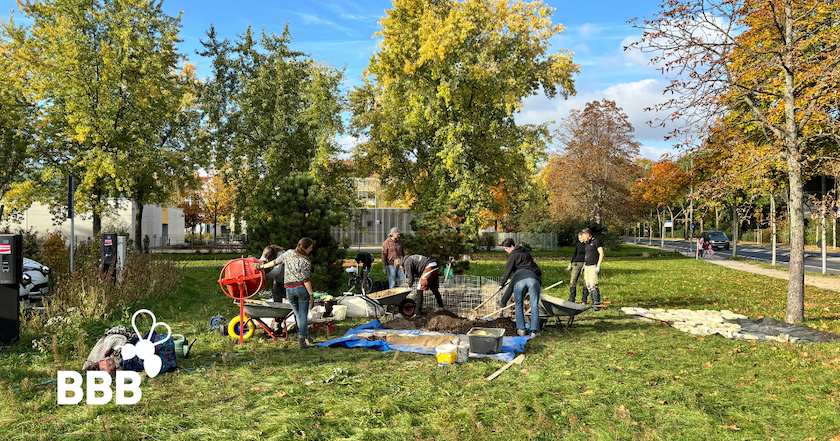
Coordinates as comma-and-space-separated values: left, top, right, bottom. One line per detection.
120, 309, 171, 378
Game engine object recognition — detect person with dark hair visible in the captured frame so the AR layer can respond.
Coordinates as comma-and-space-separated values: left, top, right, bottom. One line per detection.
259, 244, 285, 302
578, 228, 605, 306
499, 238, 542, 338
382, 227, 405, 288
567, 232, 590, 303
401, 254, 443, 312
254, 237, 316, 349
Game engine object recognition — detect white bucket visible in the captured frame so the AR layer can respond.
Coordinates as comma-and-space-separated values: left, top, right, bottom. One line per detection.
332, 305, 347, 321
435, 344, 457, 366
456, 341, 469, 363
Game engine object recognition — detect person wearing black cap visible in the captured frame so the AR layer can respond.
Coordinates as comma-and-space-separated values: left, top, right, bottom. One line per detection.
579, 228, 605, 306
498, 238, 542, 338
382, 227, 405, 288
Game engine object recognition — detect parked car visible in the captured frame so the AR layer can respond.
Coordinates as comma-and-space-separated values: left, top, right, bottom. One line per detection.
20, 257, 50, 301
704, 231, 730, 251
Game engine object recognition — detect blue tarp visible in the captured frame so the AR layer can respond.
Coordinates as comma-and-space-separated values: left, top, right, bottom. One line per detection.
317, 320, 530, 362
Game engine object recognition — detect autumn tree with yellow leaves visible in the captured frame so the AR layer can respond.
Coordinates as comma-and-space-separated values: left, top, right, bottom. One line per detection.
3, 0, 202, 243
629, 0, 840, 323
350, 0, 579, 234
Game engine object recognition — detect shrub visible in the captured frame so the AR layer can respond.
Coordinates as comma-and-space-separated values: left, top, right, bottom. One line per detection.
403, 207, 476, 273
243, 172, 349, 294
22, 250, 185, 356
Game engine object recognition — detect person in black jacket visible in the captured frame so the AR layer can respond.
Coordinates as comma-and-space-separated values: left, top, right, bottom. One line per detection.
579, 228, 605, 306
401, 254, 444, 312
498, 238, 542, 337
567, 234, 590, 303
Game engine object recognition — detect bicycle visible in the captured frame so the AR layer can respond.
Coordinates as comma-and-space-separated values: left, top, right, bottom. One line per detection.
346, 252, 374, 295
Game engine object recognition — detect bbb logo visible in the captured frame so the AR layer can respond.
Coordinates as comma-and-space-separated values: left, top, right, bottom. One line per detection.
57, 309, 171, 405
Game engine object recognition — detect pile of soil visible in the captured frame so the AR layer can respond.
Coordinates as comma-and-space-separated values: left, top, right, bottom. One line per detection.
381, 308, 519, 336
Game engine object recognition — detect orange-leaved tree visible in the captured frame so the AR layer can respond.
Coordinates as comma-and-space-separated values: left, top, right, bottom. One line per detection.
631, 158, 690, 246
201, 174, 235, 245
544, 99, 641, 226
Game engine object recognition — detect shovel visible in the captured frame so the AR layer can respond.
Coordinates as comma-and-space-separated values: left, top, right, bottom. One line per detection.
467, 283, 508, 321
480, 280, 564, 320
479, 303, 516, 320
486, 354, 525, 381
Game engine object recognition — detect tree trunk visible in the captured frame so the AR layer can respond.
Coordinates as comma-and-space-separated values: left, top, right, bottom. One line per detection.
786, 158, 805, 323
0, 204, 4, 224
715, 206, 719, 230
134, 202, 144, 251
92, 187, 102, 235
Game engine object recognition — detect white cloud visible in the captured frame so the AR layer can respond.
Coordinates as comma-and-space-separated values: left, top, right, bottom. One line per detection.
578, 23, 603, 38
297, 13, 355, 35
516, 78, 683, 159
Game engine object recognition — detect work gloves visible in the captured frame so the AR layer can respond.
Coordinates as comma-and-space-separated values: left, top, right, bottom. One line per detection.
595, 265, 601, 275
253, 263, 263, 271
566, 263, 572, 272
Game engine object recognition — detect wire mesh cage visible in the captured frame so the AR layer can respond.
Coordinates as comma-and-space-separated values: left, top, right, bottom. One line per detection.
417, 275, 504, 318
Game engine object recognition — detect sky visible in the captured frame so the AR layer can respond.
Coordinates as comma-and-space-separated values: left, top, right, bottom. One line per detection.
2, 0, 680, 159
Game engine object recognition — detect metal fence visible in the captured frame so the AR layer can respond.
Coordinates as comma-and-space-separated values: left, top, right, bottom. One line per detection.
331, 208, 413, 247
480, 232, 558, 251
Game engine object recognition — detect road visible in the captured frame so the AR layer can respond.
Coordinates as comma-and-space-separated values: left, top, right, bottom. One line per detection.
625, 237, 840, 276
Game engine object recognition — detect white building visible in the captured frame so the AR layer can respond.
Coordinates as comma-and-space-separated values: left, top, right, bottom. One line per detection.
3, 200, 185, 248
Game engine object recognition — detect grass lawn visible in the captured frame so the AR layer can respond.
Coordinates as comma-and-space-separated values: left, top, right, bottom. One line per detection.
3, 254, 840, 440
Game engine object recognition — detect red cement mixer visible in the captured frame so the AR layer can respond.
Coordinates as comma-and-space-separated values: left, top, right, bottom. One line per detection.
218, 257, 266, 344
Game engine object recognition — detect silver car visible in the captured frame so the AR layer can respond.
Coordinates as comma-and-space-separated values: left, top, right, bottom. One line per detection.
20, 257, 50, 300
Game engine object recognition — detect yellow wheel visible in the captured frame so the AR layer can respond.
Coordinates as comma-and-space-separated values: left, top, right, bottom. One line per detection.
228, 315, 255, 340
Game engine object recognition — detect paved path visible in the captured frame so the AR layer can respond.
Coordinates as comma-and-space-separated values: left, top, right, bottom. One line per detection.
625, 237, 840, 275
630, 241, 840, 293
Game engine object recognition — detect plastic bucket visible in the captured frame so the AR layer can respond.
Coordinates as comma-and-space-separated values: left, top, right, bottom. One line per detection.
332, 305, 348, 321
456, 341, 470, 363
435, 344, 457, 366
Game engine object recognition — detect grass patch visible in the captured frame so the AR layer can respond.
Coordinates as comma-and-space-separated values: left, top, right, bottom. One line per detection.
2, 255, 840, 440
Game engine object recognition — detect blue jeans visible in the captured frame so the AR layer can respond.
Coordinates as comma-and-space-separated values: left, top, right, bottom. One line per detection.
514, 277, 541, 332
386, 265, 405, 288
286, 285, 310, 338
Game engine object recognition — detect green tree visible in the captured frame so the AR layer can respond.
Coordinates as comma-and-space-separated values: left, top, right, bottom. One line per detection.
0, 37, 34, 223
3, 0, 197, 236
198, 25, 350, 219
244, 173, 347, 294
350, 0, 579, 235
402, 203, 475, 274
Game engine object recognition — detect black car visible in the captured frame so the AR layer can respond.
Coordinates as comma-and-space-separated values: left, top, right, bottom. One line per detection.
704, 231, 730, 250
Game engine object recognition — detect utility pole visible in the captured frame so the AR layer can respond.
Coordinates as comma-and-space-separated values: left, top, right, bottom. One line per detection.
771, 193, 776, 266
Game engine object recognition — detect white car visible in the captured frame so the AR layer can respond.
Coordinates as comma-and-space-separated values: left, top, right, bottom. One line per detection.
20, 257, 50, 300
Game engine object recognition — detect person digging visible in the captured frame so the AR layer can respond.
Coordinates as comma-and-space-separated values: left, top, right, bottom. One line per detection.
400, 254, 444, 314
498, 238, 542, 338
